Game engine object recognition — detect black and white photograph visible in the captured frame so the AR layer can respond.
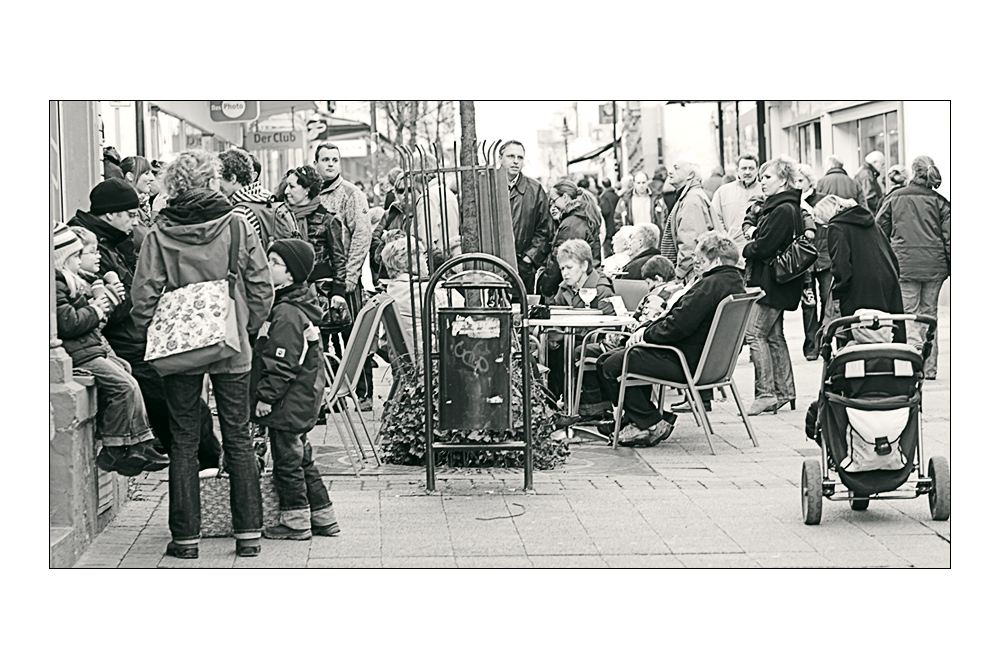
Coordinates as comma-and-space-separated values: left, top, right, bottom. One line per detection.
48, 99, 951, 570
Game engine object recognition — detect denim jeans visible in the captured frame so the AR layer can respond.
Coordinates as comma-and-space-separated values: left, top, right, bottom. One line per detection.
163, 371, 262, 543
129, 359, 221, 469
900, 279, 944, 376
269, 429, 336, 530
746, 303, 795, 403
77, 355, 155, 447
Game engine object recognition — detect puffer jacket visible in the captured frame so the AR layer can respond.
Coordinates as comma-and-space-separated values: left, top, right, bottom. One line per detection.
876, 183, 951, 282
250, 283, 325, 433
131, 188, 274, 375
68, 209, 146, 363
537, 200, 602, 297
55, 270, 106, 366
743, 189, 804, 311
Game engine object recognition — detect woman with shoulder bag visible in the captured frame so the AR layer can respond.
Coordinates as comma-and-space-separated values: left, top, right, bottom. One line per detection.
742, 155, 805, 415
131, 150, 275, 560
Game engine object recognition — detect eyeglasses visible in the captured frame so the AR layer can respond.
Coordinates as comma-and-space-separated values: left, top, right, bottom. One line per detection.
395, 187, 410, 195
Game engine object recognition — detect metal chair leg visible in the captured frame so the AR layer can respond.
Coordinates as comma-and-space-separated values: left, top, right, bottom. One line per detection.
346, 385, 380, 465
729, 381, 760, 448
612, 379, 629, 450
690, 386, 716, 455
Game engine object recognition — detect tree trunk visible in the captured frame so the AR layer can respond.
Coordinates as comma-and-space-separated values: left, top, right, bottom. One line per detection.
459, 101, 479, 254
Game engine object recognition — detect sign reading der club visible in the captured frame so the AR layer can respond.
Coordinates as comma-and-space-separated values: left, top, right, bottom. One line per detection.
209, 100, 260, 123
245, 130, 300, 150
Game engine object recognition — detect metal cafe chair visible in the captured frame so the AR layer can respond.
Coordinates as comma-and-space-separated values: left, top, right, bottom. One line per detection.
612, 278, 649, 311
322, 295, 397, 468
610, 290, 764, 454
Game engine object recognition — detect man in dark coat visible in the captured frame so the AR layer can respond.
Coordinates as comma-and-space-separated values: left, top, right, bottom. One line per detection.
827, 198, 906, 343
598, 177, 620, 257
70, 179, 222, 470
816, 156, 863, 201
621, 223, 662, 280
596, 232, 745, 446
854, 150, 885, 217
500, 140, 552, 293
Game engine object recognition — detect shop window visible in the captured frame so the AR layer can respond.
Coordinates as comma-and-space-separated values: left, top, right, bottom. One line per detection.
837, 110, 900, 173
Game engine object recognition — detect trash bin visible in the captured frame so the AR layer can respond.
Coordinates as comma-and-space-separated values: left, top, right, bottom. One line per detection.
438, 307, 512, 431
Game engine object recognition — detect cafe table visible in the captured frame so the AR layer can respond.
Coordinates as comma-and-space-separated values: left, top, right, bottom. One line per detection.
524, 309, 636, 438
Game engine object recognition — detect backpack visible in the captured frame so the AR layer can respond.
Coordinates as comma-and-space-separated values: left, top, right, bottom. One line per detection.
245, 199, 305, 249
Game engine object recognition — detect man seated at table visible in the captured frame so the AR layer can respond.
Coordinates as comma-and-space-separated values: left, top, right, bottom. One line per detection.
546, 239, 616, 401
594, 231, 746, 447
576, 256, 683, 420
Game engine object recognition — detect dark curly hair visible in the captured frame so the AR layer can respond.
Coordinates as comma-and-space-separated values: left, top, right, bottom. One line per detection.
218, 148, 255, 187
287, 165, 324, 199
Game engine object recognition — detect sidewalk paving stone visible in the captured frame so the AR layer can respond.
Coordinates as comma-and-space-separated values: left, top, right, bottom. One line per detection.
529, 555, 608, 568
307, 557, 383, 568
675, 553, 762, 568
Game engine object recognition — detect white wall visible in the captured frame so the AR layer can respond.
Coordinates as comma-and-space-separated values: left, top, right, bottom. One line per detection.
902, 101, 950, 200
659, 102, 720, 178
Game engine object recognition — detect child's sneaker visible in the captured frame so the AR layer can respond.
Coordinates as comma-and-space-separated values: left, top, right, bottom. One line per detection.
263, 524, 312, 541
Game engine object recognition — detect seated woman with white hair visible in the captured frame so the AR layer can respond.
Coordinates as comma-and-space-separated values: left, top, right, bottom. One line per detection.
601, 225, 634, 276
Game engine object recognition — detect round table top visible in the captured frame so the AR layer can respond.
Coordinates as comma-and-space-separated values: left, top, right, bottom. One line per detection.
525, 315, 636, 328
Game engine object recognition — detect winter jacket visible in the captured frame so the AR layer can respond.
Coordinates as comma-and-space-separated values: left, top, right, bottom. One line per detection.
537, 202, 602, 297
621, 247, 661, 280
614, 188, 667, 235
803, 190, 831, 272
509, 173, 553, 268
710, 178, 762, 262
815, 166, 862, 201
131, 188, 275, 375
551, 270, 616, 313
598, 186, 620, 256
319, 176, 370, 288
743, 189, 804, 311
875, 183, 951, 282
116, 192, 153, 269
854, 163, 884, 217
370, 201, 408, 281
827, 204, 905, 328
55, 270, 106, 366
233, 183, 304, 250
659, 180, 714, 282
643, 264, 746, 369
68, 209, 146, 363
286, 198, 347, 295
250, 283, 325, 433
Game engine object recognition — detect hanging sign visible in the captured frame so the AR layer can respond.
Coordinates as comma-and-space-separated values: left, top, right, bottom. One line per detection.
209, 101, 260, 123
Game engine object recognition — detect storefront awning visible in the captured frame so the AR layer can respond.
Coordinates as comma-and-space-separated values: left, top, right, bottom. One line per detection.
258, 100, 319, 119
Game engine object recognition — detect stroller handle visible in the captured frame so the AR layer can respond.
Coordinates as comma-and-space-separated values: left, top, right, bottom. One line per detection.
820, 313, 938, 362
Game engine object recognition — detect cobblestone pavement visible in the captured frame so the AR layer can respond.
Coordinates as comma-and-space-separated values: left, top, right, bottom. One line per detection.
74, 308, 950, 568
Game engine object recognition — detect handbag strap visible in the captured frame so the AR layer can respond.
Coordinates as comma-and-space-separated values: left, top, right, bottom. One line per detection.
227, 216, 241, 299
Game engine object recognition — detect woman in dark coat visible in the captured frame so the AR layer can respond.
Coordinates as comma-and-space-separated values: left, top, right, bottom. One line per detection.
826, 197, 906, 343
795, 163, 832, 360
742, 156, 803, 415
536, 179, 603, 298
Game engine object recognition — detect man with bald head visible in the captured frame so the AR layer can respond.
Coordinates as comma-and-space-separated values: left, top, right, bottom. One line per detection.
855, 150, 886, 216
659, 156, 714, 282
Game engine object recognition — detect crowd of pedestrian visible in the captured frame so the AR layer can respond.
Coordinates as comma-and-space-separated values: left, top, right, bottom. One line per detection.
53, 134, 949, 560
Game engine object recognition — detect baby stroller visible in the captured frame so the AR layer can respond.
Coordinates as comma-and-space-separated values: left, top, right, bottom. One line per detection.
801, 312, 949, 525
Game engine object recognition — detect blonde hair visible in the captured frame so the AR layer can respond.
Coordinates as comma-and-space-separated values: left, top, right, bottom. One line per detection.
69, 225, 98, 250
556, 238, 594, 272
161, 150, 221, 200
760, 155, 797, 190
381, 234, 427, 278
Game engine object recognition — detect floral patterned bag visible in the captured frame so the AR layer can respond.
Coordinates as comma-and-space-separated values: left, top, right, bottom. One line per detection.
144, 218, 242, 375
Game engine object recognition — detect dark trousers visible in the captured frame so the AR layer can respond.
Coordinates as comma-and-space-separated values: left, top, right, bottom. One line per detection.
801, 268, 835, 358
163, 371, 262, 542
129, 359, 221, 470
269, 429, 335, 530
597, 346, 703, 430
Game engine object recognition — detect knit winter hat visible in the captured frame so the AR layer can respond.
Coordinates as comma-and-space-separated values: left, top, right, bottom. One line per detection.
53, 220, 84, 268
269, 239, 315, 284
90, 177, 140, 216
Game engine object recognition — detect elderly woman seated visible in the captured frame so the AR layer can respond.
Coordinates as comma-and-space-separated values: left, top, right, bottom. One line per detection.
545, 238, 616, 402
594, 232, 746, 447
379, 230, 462, 365
620, 223, 663, 280
601, 225, 635, 276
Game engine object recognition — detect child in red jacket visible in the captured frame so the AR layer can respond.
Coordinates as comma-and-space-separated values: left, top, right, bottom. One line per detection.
251, 239, 340, 540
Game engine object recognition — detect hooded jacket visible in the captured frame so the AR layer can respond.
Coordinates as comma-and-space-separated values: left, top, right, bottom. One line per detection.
875, 182, 950, 282
854, 163, 884, 217
68, 209, 147, 363
536, 200, 602, 297
286, 197, 347, 294
250, 283, 325, 433
643, 264, 745, 369
55, 269, 106, 366
131, 188, 274, 375
827, 204, 904, 322
743, 189, 804, 311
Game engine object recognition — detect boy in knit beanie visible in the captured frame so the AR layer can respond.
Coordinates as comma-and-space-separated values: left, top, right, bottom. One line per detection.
250, 239, 341, 540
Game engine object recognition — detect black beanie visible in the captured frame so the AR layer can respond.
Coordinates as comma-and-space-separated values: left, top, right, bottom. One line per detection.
90, 178, 140, 216
269, 239, 315, 284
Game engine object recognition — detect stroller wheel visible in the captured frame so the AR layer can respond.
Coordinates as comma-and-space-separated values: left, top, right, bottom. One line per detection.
850, 493, 870, 511
801, 460, 823, 525
928, 456, 951, 521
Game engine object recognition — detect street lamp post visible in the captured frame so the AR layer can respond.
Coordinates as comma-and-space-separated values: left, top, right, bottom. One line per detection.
562, 117, 571, 175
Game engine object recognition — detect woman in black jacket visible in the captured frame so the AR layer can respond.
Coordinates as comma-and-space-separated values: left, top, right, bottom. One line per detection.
536, 179, 602, 298
742, 156, 803, 415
